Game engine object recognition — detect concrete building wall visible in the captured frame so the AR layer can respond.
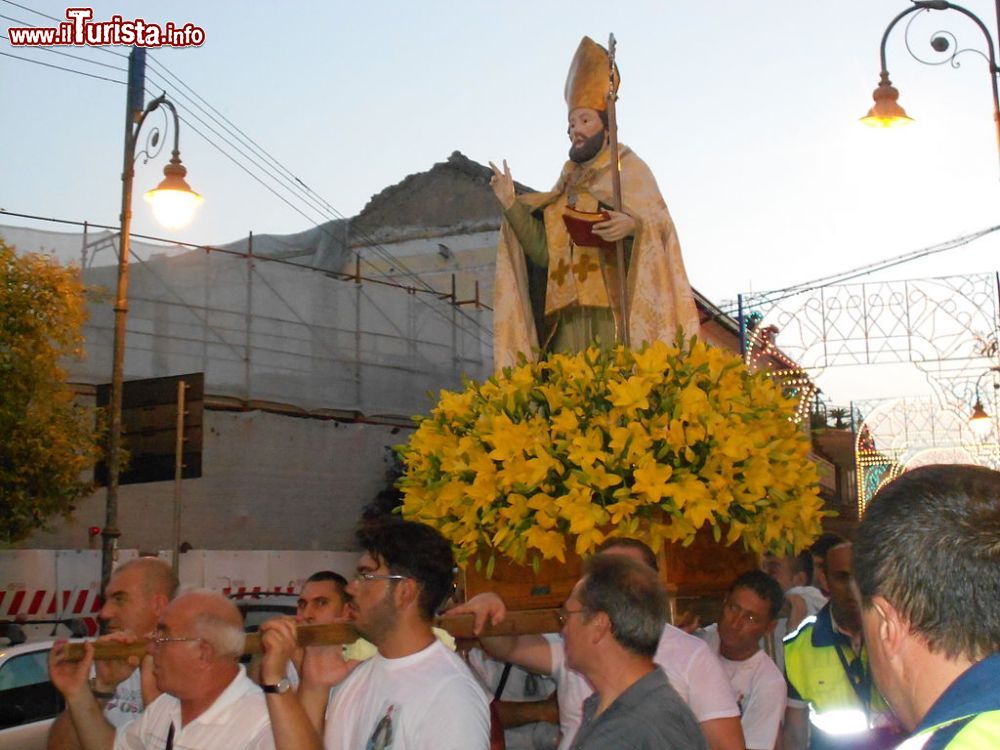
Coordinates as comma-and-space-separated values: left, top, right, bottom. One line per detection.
26, 410, 411, 552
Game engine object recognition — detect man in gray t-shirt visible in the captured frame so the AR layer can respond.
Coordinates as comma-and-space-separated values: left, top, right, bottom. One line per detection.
562, 555, 707, 750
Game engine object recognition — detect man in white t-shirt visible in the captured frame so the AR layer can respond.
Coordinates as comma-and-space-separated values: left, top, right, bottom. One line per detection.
260, 519, 490, 750
453, 538, 745, 750
47, 557, 178, 750
49, 590, 275, 749
699, 570, 787, 750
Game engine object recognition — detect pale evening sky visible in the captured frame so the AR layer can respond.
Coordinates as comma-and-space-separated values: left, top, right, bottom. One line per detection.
3, 1, 1000, 405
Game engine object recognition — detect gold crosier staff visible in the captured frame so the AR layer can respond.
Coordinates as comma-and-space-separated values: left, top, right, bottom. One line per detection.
605, 33, 630, 349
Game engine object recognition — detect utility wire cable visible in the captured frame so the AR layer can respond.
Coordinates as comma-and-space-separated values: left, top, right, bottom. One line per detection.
143, 54, 448, 301
140, 64, 489, 340
0, 50, 125, 84
3, 0, 61, 23
135, 75, 489, 348
0, 33, 128, 71
139, 68, 457, 300
1, 0, 127, 57
143, 71, 336, 225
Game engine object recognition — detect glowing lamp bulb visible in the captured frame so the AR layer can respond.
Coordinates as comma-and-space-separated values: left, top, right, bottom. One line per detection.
969, 400, 992, 437
143, 154, 202, 230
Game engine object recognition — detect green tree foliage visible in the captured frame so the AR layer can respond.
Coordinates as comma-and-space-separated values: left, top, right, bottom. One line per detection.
1, 236, 100, 543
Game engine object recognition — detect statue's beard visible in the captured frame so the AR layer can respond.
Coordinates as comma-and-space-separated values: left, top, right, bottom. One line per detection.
569, 130, 606, 163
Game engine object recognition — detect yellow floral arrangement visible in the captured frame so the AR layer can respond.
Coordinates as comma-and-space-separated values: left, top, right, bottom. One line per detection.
398, 337, 825, 571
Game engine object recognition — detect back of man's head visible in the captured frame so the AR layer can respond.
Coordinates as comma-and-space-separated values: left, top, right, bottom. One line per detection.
596, 536, 658, 571
577, 554, 666, 658
730, 569, 784, 621
855, 464, 1000, 662
356, 519, 454, 620
114, 556, 179, 599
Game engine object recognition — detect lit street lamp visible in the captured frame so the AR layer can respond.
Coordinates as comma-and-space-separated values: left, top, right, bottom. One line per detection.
861, 0, 1000, 169
969, 366, 1000, 437
102, 48, 201, 589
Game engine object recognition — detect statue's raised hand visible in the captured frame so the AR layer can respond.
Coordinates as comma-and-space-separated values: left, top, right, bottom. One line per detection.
489, 159, 516, 210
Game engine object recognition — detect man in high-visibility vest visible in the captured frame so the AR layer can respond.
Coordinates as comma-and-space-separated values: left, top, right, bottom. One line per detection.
781, 542, 901, 750
854, 464, 1000, 750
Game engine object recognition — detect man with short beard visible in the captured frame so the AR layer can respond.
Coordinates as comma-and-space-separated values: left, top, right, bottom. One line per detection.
491, 36, 699, 367
259, 519, 490, 750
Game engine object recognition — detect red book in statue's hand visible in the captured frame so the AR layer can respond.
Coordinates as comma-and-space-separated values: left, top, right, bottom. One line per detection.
562, 207, 615, 250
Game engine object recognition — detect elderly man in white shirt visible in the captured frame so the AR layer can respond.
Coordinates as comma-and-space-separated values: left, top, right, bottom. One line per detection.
49, 589, 274, 750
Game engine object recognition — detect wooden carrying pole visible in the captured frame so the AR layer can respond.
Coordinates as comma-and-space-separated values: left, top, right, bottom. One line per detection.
62, 608, 562, 662
605, 33, 630, 349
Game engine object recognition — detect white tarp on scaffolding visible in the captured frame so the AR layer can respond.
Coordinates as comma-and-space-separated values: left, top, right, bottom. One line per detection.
71, 244, 492, 418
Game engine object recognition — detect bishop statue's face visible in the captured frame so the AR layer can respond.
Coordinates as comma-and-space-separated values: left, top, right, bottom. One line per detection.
567, 107, 607, 163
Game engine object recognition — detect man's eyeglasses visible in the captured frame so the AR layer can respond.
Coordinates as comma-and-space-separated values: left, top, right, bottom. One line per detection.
353, 571, 409, 585
557, 606, 587, 626
722, 601, 764, 626
147, 633, 203, 648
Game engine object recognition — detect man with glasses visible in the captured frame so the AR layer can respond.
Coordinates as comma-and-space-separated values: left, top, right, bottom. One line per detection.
560, 553, 706, 749
259, 519, 490, 750
453, 537, 744, 750
49, 589, 275, 749
699, 571, 786, 750
47, 557, 178, 750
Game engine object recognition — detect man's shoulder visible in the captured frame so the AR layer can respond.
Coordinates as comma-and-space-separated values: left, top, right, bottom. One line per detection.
786, 585, 828, 614
697, 623, 721, 653
782, 612, 819, 648
656, 623, 715, 664
349, 640, 483, 689
602, 669, 706, 749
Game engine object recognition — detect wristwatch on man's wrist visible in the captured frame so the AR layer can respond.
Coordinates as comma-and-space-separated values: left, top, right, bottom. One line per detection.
261, 677, 291, 694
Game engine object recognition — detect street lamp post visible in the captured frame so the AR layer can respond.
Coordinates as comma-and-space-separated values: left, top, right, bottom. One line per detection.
862, 0, 1000, 170
102, 48, 201, 589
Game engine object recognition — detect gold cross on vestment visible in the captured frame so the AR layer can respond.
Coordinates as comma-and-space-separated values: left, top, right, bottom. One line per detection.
572, 254, 599, 282
552, 258, 571, 286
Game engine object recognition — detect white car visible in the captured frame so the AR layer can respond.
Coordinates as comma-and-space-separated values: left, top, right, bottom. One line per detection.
0, 639, 61, 750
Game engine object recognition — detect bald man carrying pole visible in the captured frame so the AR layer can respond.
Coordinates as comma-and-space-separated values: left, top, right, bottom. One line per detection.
47, 557, 177, 750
